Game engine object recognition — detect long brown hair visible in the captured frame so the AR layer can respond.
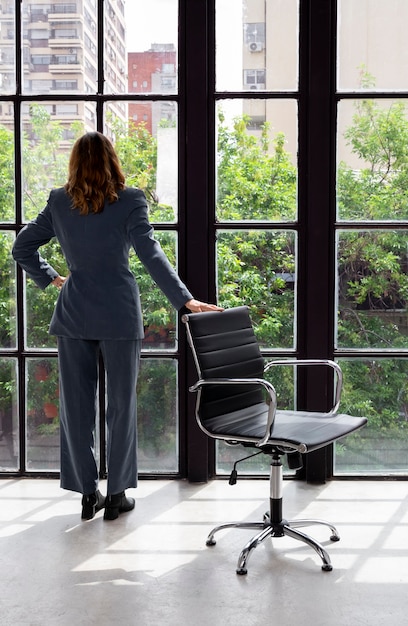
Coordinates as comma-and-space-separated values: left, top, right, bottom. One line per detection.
65, 132, 126, 214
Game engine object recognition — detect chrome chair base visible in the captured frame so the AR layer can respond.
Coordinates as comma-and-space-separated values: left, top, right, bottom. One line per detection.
205, 455, 341, 575
206, 516, 340, 574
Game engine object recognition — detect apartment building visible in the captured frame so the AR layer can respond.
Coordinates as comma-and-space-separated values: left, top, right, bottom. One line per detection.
128, 44, 177, 136
0, 0, 127, 139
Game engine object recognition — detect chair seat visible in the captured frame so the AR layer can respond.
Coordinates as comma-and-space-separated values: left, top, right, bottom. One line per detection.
203, 403, 367, 452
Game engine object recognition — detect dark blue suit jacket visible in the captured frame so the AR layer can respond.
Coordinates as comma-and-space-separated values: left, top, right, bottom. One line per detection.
12, 187, 193, 339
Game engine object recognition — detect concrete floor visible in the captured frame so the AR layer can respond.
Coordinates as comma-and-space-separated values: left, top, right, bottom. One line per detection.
0, 477, 407, 626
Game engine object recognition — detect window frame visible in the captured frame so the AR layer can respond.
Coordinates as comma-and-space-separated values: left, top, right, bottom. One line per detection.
2, 0, 408, 481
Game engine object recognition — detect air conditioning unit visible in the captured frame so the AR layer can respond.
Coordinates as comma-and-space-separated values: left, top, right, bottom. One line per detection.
248, 41, 263, 52
249, 83, 265, 90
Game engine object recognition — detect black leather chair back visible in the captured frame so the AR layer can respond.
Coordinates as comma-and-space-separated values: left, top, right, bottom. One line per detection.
183, 306, 265, 422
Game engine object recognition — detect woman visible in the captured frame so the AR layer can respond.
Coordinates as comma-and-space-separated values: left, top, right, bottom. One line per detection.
12, 131, 222, 521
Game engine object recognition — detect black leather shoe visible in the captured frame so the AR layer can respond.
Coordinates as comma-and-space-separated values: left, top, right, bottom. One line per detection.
81, 489, 106, 520
104, 491, 135, 520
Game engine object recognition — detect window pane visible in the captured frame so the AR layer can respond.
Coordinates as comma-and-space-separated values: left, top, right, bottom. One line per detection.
337, 99, 408, 221
26, 357, 60, 471
216, 99, 297, 222
337, 0, 408, 92
335, 358, 408, 475
217, 230, 297, 349
137, 358, 178, 473
25, 240, 66, 349
216, 0, 299, 92
0, 231, 17, 349
25, 233, 180, 351
104, 0, 127, 94
22, 0, 98, 94
0, 3, 15, 95
0, 357, 18, 471
130, 232, 178, 351
0, 116, 14, 222
21, 102, 97, 222
124, 0, 178, 94
336, 230, 408, 349
216, 360, 295, 474
106, 100, 178, 222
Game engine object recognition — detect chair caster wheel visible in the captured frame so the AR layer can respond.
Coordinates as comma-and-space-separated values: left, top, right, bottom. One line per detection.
236, 568, 247, 575
206, 539, 216, 546
322, 564, 333, 572
330, 535, 340, 542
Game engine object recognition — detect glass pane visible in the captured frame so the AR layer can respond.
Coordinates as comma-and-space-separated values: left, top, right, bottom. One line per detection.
25, 240, 67, 349
216, 360, 295, 475
137, 358, 178, 473
217, 230, 297, 349
130, 232, 178, 350
216, 0, 299, 92
216, 100, 297, 222
21, 102, 96, 222
26, 357, 60, 471
22, 0, 98, 94
0, 113, 14, 222
337, 99, 408, 221
336, 230, 408, 350
125, 0, 178, 93
337, 0, 408, 92
0, 231, 17, 349
0, 3, 15, 94
106, 100, 178, 222
0, 358, 18, 471
104, 0, 127, 95
335, 358, 408, 475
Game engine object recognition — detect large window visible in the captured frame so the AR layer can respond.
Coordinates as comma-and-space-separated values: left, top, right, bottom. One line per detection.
335, 0, 408, 474
0, 0, 181, 475
1, 0, 408, 481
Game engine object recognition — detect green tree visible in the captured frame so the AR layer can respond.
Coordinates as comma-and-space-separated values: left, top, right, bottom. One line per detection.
216, 113, 297, 352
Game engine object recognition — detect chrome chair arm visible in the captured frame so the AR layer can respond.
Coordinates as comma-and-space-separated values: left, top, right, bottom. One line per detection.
189, 377, 277, 448
264, 359, 343, 415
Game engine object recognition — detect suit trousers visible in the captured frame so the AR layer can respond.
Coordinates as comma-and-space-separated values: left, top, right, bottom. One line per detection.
57, 337, 141, 495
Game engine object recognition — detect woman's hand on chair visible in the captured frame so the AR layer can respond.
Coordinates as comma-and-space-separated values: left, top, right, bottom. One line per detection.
185, 299, 224, 313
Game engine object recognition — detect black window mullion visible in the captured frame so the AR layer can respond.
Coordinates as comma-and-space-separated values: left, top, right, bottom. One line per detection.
300, 0, 336, 481
182, 0, 212, 482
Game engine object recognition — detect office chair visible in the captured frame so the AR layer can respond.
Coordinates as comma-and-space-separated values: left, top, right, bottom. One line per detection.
182, 306, 367, 574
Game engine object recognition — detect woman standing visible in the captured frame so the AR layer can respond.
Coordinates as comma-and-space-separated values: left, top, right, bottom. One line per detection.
12, 132, 222, 520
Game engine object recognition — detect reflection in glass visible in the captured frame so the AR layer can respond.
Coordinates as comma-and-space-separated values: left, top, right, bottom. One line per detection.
336, 230, 408, 349
337, 0, 408, 92
337, 99, 408, 221
130, 232, 178, 351
0, 232, 17, 349
216, 100, 297, 222
0, 358, 18, 471
26, 357, 59, 471
0, 113, 14, 222
0, 3, 15, 95
137, 358, 178, 473
335, 358, 408, 475
216, 0, 299, 92
217, 230, 296, 349
108, 101, 178, 222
